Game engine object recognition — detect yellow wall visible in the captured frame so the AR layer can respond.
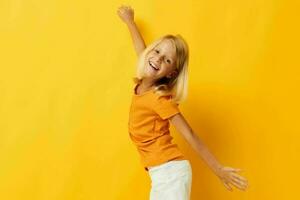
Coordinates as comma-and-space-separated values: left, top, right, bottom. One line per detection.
0, 0, 299, 199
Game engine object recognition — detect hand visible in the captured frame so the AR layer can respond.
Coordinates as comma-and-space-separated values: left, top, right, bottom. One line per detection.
117, 5, 134, 25
216, 166, 248, 191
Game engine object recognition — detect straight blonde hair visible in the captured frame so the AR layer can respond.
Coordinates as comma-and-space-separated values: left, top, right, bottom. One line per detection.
133, 34, 189, 103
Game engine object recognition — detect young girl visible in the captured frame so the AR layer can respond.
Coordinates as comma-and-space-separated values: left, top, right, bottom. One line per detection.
117, 5, 248, 199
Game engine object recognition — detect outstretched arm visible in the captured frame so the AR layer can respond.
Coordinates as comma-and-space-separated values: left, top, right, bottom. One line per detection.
170, 113, 249, 192
117, 5, 146, 56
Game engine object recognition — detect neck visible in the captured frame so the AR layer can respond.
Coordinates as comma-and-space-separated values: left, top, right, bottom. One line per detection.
141, 78, 156, 89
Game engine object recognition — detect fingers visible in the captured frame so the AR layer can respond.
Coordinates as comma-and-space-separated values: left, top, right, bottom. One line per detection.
117, 6, 125, 14
228, 171, 248, 191
222, 176, 247, 192
230, 180, 245, 191
226, 166, 242, 172
118, 5, 133, 12
231, 172, 248, 182
230, 176, 248, 191
117, 5, 133, 17
222, 180, 233, 192
220, 166, 249, 191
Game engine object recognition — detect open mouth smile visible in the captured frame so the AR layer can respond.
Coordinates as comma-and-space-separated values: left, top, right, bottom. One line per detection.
149, 60, 159, 71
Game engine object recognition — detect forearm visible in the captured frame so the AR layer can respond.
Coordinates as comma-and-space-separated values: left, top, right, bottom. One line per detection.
126, 21, 146, 56
187, 132, 222, 175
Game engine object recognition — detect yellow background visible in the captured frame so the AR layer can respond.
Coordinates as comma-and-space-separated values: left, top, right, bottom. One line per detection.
0, 0, 299, 199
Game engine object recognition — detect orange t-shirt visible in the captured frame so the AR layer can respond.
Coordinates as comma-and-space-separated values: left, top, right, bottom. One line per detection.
128, 83, 187, 171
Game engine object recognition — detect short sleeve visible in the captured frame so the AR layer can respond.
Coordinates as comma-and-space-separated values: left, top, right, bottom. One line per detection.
153, 95, 180, 120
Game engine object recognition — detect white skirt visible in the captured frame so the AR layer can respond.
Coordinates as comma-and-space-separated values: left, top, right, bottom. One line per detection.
148, 160, 192, 200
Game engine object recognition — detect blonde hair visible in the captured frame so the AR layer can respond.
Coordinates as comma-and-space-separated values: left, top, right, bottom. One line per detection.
133, 34, 189, 103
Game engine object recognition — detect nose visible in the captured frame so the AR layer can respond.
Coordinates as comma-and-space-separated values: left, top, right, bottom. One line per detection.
154, 55, 163, 63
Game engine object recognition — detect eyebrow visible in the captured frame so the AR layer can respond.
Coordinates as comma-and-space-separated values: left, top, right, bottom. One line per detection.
153, 47, 175, 57
154, 48, 175, 61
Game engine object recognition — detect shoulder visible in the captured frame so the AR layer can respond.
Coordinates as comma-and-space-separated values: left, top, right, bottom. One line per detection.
152, 92, 179, 106
150, 91, 181, 120
152, 91, 171, 101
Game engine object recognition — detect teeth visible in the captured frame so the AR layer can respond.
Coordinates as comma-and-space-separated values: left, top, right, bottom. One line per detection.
149, 61, 158, 70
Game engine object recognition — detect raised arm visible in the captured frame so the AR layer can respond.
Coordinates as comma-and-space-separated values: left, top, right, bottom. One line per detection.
169, 113, 249, 192
117, 5, 146, 56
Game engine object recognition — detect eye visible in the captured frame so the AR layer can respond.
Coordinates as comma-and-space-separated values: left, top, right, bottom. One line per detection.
155, 49, 159, 53
166, 59, 171, 64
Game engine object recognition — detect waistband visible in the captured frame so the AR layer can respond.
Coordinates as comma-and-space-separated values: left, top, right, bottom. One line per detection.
148, 160, 190, 173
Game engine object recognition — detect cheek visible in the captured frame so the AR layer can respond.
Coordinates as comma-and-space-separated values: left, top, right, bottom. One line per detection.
160, 66, 171, 75
146, 54, 153, 61
166, 64, 175, 71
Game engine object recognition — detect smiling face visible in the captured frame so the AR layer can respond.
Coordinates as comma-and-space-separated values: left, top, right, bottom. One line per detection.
144, 39, 178, 81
